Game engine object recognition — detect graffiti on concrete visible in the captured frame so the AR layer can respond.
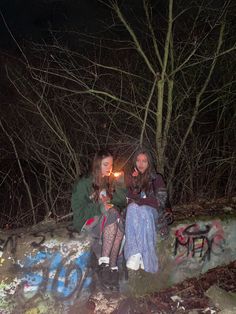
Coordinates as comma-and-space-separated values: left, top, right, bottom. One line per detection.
0, 227, 92, 312
174, 220, 225, 263
19, 250, 91, 302
0, 234, 21, 254
0, 225, 79, 255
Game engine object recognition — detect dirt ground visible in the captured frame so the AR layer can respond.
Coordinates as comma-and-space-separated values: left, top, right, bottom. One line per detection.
119, 260, 236, 314
81, 257, 236, 314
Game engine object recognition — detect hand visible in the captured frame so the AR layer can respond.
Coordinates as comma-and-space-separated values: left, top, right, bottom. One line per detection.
104, 202, 113, 211
132, 167, 139, 177
100, 194, 113, 211
164, 208, 174, 225
100, 194, 110, 204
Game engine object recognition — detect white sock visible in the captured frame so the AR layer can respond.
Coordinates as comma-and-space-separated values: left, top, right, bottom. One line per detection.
110, 266, 118, 271
98, 256, 110, 265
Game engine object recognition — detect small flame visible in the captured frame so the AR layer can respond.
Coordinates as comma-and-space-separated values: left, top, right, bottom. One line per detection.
113, 172, 122, 177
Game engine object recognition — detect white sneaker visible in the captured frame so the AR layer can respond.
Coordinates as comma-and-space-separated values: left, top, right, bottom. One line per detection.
126, 253, 144, 270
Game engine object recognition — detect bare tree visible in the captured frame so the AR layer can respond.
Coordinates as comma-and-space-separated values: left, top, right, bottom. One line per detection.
1, 0, 235, 227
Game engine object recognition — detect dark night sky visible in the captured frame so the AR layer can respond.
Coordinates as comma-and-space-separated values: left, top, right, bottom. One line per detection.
0, 0, 113, 50
0, 0, 167, 52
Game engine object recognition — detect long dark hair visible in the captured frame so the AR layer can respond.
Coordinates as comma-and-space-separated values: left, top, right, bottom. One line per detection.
92, 150, 113, 201
128, 149, 155, 194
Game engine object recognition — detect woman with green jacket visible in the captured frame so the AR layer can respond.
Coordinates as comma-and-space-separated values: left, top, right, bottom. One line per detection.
71, 150, 126, 290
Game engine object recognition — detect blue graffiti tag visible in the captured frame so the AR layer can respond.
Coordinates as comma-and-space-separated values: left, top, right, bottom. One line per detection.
22, 250, 91, 300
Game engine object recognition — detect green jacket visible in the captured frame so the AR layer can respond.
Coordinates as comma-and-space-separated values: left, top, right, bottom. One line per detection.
71, 175, 127, 232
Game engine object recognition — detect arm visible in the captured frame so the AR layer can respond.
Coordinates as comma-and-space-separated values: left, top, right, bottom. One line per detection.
132, 174, 173, 225
127, 187, 159, 208
71, 177, 101, 232
135, 196, 159, 209
112, 186, 127, 210
135, 174, 166, 209
111, 172, 127, 210
125, 170, 160, 208
126, 172, 141, 203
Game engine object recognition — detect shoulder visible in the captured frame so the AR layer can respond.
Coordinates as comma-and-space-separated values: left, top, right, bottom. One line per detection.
150, 171, 164, 180
73, 175, 92, 191
151, 172, 166, 187
124, 172, 133, 187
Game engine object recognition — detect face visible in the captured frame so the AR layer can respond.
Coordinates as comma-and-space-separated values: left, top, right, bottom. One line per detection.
101, 156, 113, 177
135, 153, 149, 174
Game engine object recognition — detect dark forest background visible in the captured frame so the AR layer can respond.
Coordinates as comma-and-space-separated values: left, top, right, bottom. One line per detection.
0, 0, 235, 228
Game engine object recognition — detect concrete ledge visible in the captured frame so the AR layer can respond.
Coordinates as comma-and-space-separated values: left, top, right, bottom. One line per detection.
127, 215, 236, 296
0, 214, 236, 312
0, 222, 92, 313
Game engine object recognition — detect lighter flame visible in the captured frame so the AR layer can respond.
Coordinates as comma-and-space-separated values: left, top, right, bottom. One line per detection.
113, 172, 122, 177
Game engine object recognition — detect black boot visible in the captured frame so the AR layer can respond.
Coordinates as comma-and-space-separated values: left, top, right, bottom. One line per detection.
110, 269, 119, 291
97, 263, 110, 290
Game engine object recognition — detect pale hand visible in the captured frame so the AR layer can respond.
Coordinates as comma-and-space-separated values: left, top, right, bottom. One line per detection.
132, 168, 139, 177
104, 202, 113, 211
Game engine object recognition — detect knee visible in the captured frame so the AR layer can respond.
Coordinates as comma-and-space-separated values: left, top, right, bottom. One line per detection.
127, 203, 138, 212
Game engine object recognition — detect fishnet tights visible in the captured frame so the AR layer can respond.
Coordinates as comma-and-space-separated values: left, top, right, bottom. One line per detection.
102, 222, 124, 267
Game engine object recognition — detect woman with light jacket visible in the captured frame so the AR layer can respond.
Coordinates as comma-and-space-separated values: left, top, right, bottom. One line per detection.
124, 148, 173, 273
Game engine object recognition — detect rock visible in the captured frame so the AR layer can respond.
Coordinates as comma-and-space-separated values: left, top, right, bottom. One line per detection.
205, 285, 236, 311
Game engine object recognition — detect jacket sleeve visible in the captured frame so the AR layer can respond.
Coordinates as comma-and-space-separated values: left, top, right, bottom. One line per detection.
135, 174, 166, 209
110, 171, 127, 211
71, 177, 101, 232
136, 195, 159, 209
112, 186, 127, 211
